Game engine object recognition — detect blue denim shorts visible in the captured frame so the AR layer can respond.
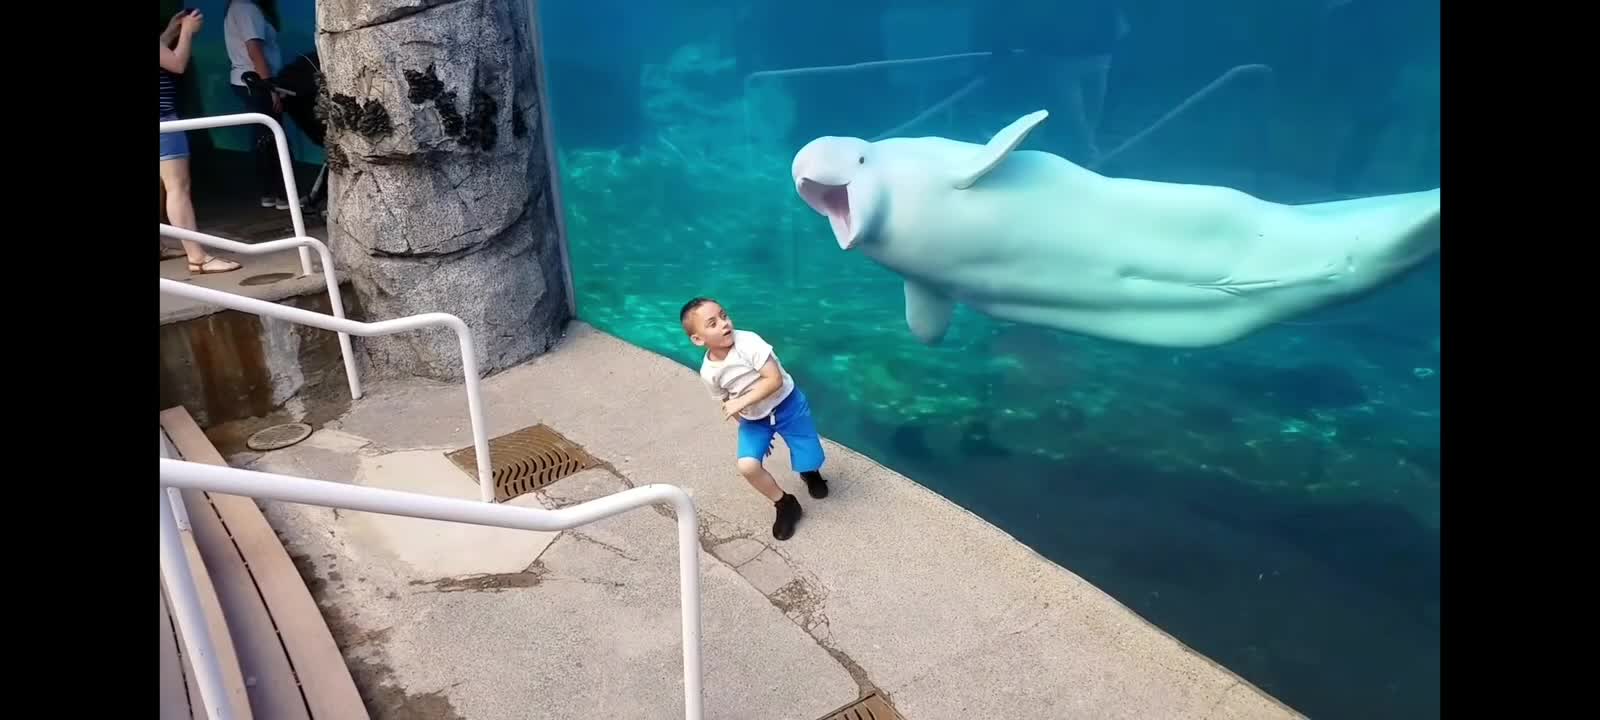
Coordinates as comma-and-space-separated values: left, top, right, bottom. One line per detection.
736, 387, 826, 473
160, 112, 189, 161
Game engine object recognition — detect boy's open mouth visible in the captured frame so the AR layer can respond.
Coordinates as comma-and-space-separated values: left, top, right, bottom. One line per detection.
797, 178, 855, 250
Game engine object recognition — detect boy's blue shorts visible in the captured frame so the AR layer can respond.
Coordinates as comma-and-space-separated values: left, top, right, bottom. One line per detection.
737, 387, 826, 473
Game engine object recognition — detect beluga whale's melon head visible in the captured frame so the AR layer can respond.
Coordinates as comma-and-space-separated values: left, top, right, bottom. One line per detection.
791, 135, 885, 251
791, 110, 1052, 253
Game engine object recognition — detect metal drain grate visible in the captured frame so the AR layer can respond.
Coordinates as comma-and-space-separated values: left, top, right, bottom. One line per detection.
239, 271, 296, 286
445, 424, 599, 502
246, 422, 313, 451
817, 692, 904, 720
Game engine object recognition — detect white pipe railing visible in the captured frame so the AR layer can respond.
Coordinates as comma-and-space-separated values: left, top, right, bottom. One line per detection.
159, 458, 705, 720
161, 113, 310, 274
158, 278, 495, 504
741, 51, 1000, 169
1091, 63, 1274, 171
872, 75, 987, 141
160, 224, 364, 401
742, 51, 995, 91
160, 430, 192, 531
160, 485, 234, 719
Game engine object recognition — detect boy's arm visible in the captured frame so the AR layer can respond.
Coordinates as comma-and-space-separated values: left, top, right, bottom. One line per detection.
724, 358, 783, 416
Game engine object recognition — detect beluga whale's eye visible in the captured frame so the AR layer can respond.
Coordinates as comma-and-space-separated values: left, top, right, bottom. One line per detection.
858, 156, 865, 164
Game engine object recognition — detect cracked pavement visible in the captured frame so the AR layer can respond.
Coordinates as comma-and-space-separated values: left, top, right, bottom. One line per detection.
229, 322, 1301, 720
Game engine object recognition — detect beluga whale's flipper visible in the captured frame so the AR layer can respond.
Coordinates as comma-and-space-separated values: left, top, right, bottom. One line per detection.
952, 109, 1050, 190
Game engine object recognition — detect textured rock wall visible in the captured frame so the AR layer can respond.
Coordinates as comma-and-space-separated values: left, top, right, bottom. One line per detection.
317, 0, 571, 381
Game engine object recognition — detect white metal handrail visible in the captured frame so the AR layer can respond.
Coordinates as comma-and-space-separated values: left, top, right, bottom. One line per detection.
161, 112, 310, 273
1091, 63, 1274, 171
159, 278, 495, 504
159, 458, 705, 720
741, 51, 999, 170
161, 224, 364, 400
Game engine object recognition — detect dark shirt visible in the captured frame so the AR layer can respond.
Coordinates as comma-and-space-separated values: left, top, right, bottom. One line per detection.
161, 66, 179, 115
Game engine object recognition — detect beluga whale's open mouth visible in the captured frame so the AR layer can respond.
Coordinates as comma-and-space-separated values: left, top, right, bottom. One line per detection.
797, 179, 855, 250
792, 135, 875, 251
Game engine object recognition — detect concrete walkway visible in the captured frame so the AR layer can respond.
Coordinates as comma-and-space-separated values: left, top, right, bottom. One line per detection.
232, 323, 1302, 720
159, 209, 332, 324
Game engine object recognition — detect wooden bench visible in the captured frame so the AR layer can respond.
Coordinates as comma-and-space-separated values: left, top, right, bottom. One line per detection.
160, 406, 368, 720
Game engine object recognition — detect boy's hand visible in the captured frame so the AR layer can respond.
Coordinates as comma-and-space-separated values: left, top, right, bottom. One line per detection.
721, 397, 745, 420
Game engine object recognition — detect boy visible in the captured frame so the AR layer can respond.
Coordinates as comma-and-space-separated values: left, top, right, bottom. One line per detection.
680, 297, 828, 540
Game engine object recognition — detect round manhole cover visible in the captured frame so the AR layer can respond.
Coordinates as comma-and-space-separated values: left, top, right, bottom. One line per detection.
247, 422, 313, 451
240, 272, 296, 286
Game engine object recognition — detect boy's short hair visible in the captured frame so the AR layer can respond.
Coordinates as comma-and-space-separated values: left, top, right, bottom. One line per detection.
679, 297, 717, 330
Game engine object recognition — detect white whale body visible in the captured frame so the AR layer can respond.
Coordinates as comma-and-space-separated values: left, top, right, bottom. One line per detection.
790, 110, 1440, 348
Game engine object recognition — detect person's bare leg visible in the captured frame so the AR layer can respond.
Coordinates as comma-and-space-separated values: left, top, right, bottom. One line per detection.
160, 180, 174, 256
161, 158, 238, 271
740, 457, 801, 540
737, 458, 786, 502
160, 158, 205, 263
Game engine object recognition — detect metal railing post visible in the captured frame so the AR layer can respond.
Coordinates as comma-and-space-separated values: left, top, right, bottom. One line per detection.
159, 487, 234, 720
160, 431, 190, 530
158, 458, 704, 719
160, 113, 311, 274
159, 224, 363, 400
158, 278, 494, 503
742, 51, 996, 170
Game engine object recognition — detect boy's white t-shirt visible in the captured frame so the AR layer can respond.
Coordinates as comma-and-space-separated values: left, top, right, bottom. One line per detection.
699, 330, 795, 421
225, 1, 282, 86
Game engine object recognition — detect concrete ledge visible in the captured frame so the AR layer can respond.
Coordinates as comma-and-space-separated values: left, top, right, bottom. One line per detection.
237, 322, 1302, 719
160, 248, 344, 325
342, 450, 561, 577
159, 276, 361, 429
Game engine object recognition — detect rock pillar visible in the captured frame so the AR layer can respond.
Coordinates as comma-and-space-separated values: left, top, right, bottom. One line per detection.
317, 0, 571, 381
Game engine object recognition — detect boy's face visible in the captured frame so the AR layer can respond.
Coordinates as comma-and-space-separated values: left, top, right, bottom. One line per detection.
685, 301, 735, 350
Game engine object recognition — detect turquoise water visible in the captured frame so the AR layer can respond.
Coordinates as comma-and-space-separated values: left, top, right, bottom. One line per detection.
539, 2, 1440, 718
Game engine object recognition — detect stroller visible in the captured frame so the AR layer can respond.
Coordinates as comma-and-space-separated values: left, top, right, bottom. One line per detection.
242, 51, 329, 216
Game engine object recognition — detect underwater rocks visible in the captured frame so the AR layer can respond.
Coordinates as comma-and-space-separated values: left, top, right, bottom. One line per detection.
319, 0, 568, 380
640, 41, 796, 162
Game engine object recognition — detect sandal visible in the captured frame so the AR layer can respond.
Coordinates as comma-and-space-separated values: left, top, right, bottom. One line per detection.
160, 244, 187, 261
188, 256, 242, 275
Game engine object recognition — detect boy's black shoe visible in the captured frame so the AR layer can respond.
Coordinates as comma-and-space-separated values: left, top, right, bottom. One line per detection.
773, 493, 802, 541
800, 470, 829, 499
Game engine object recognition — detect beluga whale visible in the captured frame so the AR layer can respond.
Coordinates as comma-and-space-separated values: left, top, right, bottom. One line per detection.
790, 109, 1440, 348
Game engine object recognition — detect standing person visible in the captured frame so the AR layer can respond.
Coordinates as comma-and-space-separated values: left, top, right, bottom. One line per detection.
680, 297, 831, 541
975, 0, 1129, 165
224, 0, 289, 210
1322, 0, 1440, 193
162, 9, 242, 275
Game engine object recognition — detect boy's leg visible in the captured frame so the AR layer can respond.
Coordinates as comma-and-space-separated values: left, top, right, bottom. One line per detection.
737, 419, 803, 540
734, 458, 783, 502
774, 390, 829, 499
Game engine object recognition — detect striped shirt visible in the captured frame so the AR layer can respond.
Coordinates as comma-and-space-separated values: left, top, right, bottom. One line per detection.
160, 67, 179, 115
